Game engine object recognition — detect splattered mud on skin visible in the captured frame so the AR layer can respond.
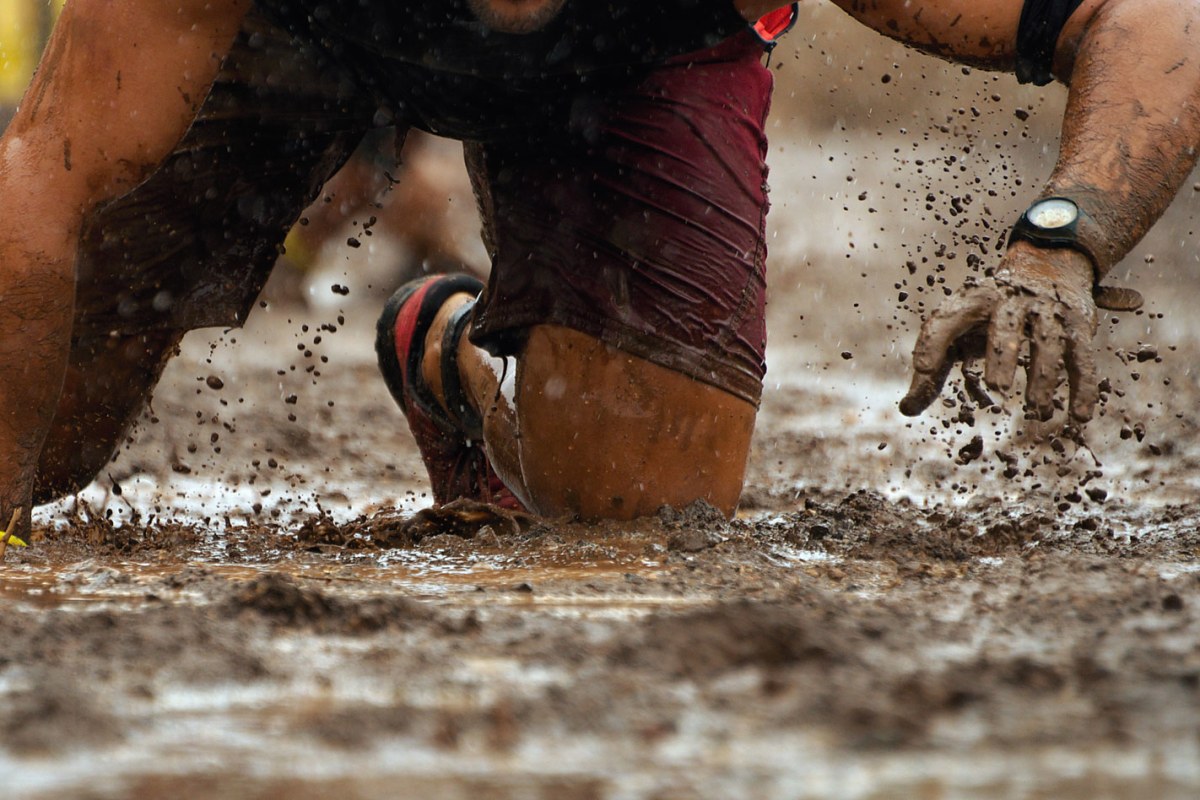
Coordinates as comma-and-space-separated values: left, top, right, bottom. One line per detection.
7, 4, 1200, 797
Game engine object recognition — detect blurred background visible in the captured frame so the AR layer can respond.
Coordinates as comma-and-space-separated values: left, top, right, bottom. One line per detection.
765, 2, 1199, 362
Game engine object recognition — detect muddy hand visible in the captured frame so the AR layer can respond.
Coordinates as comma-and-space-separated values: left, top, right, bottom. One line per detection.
900, 245, 1100, 423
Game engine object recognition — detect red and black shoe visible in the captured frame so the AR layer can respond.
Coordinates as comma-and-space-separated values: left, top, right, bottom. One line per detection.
375, 274, 521, 509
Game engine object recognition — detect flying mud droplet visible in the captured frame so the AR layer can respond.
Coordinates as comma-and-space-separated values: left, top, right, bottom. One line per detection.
956, 435, 983, 465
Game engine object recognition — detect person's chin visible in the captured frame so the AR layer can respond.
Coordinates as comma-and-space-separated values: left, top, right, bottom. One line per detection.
467, 0, 567, 34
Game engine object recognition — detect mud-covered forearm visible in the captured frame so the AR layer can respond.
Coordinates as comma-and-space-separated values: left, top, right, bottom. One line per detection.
829, 0, 1021, 70
1045, 0, 1200, 279
887, 0, 1200, 423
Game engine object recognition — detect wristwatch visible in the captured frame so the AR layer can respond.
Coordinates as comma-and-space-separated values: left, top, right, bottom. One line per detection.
1008, 196, 1145, 311
1007, 197, 1094, 259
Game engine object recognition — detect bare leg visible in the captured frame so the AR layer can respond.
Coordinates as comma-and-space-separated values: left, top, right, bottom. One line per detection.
422, 298, 756, 519
0, 0, 249, 532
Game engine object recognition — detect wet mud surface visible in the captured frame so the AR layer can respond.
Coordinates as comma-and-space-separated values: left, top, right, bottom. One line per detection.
10, 303, 1200, 800
8, 5, 1200, 798
9, 465, 1200, 798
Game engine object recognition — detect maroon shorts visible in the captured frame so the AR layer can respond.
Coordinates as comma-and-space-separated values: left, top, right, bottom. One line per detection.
73, 10, 775, 406
467, 32, 774, 406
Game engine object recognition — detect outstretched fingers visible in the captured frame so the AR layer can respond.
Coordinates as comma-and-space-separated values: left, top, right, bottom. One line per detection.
1064, 308, 1100, 422
984, 292, 1030, 395
1024, 302, 1066, 421
905, 245, 1104, 424
899, 287, 997, 416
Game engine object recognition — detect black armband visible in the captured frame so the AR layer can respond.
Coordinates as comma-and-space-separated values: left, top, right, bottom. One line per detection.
1016, 0, 1086, 86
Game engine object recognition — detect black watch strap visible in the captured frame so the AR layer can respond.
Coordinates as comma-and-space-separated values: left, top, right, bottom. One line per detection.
1008, 197, 1144, 311
1008, 196, 1101, 267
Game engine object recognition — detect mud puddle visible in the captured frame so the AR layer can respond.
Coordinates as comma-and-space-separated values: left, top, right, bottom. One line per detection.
1, 544, 676, 614
9, 493, 1200, 798
10, 307, 1200, 800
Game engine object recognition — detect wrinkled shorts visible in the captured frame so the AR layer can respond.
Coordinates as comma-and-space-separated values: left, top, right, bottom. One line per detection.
74, 4, 774, 405
468, 33, 772, 405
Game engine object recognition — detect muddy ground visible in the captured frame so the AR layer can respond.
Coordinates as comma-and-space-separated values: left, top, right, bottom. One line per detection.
6, 5, 1200, 798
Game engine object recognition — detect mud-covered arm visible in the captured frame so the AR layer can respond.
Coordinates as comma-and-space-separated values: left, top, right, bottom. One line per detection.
829, 0, 1200, 422
735, 1, 795, 19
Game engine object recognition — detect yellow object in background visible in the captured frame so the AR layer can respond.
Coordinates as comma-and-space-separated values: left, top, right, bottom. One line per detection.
0, 530, 27, 547
0, 0, 64, 106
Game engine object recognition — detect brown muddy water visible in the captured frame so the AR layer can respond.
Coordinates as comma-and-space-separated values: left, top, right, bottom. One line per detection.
7, 4, 1200, 798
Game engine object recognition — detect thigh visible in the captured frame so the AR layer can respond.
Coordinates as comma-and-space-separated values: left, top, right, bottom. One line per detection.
72, 7, 376, 340
466, 31, 776, 408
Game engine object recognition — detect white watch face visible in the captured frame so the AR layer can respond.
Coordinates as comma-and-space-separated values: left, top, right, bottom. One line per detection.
1028, 198, 1079, 230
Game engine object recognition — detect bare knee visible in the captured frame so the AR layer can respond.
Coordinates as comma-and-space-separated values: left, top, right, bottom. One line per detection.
509, 326, 756, 520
